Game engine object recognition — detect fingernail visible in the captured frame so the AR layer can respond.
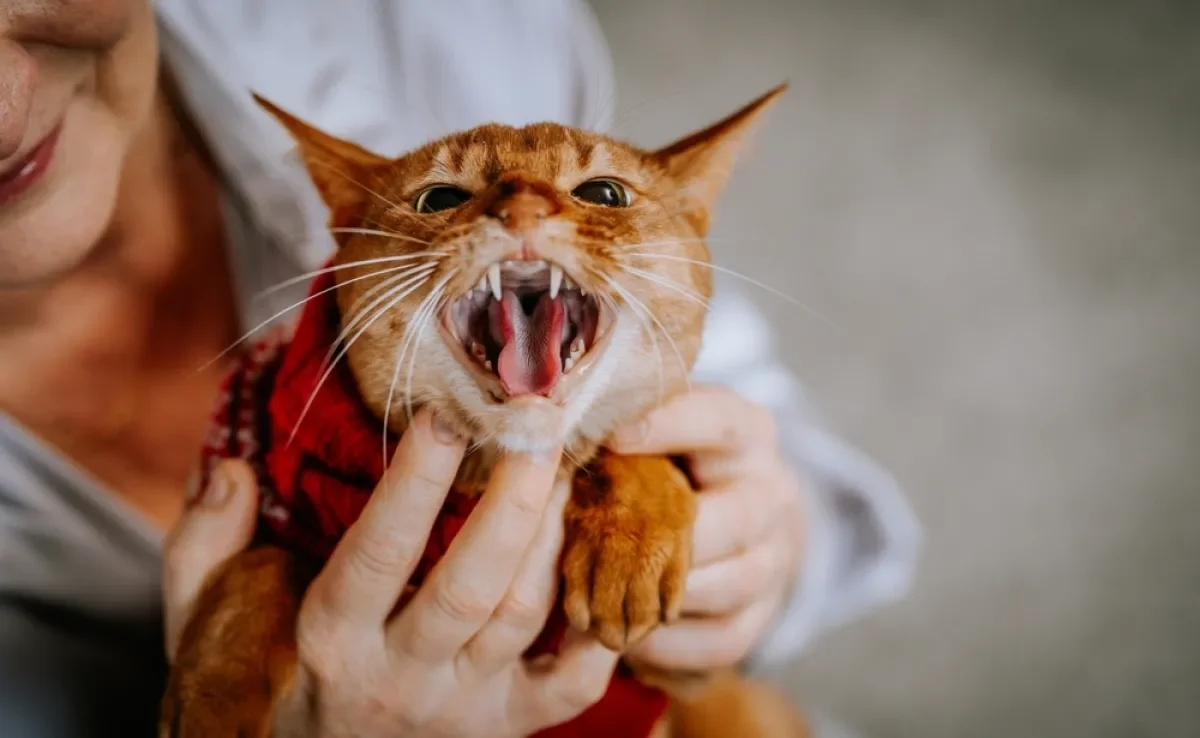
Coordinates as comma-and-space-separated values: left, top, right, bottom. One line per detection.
201, 464, 234, 508
613, 419, 649, 447
429, 411, 463, 444
531, 447, 562, 467
183, 471, 203, 506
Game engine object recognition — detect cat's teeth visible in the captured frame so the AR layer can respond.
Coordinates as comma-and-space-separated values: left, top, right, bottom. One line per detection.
469, 341, 487, 362
476, 275, 488, 293
482, 359, 493, 371
563, 356, 576, 372
549, 265, 564, 299
568, 336, 586, 364
487, 263, 503, 300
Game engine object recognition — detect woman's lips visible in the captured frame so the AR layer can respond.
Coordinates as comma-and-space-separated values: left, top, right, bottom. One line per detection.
0, 123, 62, 207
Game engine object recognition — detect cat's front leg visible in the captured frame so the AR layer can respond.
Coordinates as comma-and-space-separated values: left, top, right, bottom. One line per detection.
561, 449, 696, 651
160, 546, 306, 738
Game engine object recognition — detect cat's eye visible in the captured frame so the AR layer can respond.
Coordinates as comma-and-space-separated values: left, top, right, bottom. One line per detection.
414, 186, 472, 213
571, 179, 632, 208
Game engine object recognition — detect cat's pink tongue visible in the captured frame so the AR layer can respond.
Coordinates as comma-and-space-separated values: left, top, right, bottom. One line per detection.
491, 291, 565, 396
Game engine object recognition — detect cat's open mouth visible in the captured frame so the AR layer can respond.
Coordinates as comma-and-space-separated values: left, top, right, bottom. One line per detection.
440, 260, 613, 400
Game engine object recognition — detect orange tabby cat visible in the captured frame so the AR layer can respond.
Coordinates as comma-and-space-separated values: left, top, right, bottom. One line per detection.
161, 84, 807, 737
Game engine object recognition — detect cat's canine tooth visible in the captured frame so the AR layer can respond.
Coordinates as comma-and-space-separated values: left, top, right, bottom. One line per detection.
563, 356, 576, 372
487, 263, 503, 300
549, 265, 564, 299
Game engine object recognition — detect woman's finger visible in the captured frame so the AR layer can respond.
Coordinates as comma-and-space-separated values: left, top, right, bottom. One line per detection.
607, 386, 775, 455
389, 446, 563, 660
690, 483, 775, 566
305, 409, 466, 632
680, 539, 782, 617
459, 478, 570, 675
162, 459, 259, 659
516, 628, 619, 732
625, 598, 777, 672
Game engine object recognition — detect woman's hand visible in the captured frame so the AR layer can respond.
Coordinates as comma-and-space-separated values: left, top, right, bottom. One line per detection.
163, 409, 617, 738
608, 386, 806, 672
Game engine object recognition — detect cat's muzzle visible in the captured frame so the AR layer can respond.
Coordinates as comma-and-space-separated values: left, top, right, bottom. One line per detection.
441, 259, 613, 401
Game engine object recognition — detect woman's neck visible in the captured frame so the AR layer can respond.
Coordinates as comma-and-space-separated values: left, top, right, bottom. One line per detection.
0, 87, 240, 528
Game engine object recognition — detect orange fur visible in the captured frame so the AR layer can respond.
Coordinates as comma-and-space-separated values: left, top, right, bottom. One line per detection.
162, 85, 807, 736
161, 547, 305, 738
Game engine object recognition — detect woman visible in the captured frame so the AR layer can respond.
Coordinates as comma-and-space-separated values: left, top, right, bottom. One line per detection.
0, 1, 919, 736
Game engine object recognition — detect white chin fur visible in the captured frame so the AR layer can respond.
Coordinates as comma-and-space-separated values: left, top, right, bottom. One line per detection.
492, 397, 570, 453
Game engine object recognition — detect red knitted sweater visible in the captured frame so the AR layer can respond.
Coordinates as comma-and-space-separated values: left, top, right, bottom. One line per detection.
196, 268, 668, 737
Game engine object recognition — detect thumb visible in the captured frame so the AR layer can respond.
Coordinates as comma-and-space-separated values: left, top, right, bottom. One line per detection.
162, 459, 260, 659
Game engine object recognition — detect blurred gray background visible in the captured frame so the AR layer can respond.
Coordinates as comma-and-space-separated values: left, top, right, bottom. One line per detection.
590, 1, 1200, 736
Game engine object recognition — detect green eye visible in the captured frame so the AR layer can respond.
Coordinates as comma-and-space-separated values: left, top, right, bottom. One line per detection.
572, 179, 631, 207
414, 186, 472, 213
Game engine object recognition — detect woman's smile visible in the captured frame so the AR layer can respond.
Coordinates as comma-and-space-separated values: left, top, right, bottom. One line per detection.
0, 120, 62, 208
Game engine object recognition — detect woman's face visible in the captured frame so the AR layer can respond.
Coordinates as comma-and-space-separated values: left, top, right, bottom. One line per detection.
0, 0, 158, 285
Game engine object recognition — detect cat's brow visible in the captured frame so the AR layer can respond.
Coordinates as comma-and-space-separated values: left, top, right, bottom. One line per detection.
450, 143, 470, 175
577, 141, 613, 180
569, 130, 595, 169
429, 146, 456, 182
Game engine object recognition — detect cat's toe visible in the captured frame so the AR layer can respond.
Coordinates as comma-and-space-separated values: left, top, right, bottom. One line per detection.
561, 522, 688, 652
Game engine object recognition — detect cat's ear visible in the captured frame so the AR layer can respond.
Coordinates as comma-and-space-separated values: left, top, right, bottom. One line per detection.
253, 93, 387, 226
652, 83, 787, 212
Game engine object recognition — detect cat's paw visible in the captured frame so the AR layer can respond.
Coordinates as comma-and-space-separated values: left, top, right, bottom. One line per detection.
160, 547, 301, 738
159, 683, 274, 738
561, 453, 696, 651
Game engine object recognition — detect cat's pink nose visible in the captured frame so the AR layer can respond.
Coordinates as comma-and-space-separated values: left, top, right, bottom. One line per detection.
490, 190, 559, 233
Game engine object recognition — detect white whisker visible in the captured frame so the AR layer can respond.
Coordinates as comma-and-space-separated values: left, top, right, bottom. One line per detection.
623, 252, 837, 329
596, 286, 665, 405
618, 265, 711, 312
382, 270, 456, 471
596, 271, 691, 394
324, 266, 438, 366
256, 253, 446, 300
328, 227, 432, 246
308, 158, 405, 211
608, 236, 729, 252
287, 271, 434, 444
610, 238, 704, 251
562, 445, 587, 471
198, 262, 436, 371
403, 273, 456, 426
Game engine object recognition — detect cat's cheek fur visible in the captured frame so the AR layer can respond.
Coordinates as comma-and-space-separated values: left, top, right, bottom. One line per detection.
560, 312, 649, 441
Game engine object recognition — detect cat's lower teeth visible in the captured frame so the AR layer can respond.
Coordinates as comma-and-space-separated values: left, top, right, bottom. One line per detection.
564, 336, 586, 371
469, 341, 488, 363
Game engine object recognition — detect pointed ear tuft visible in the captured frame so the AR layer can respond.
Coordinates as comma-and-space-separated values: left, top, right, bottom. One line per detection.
652, 83, 788, 215
253, 93, 387, 226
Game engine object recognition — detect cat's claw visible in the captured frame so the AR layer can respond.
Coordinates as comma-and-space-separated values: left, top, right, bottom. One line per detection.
561, 453, 695, 652
562, 524, 688, 651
